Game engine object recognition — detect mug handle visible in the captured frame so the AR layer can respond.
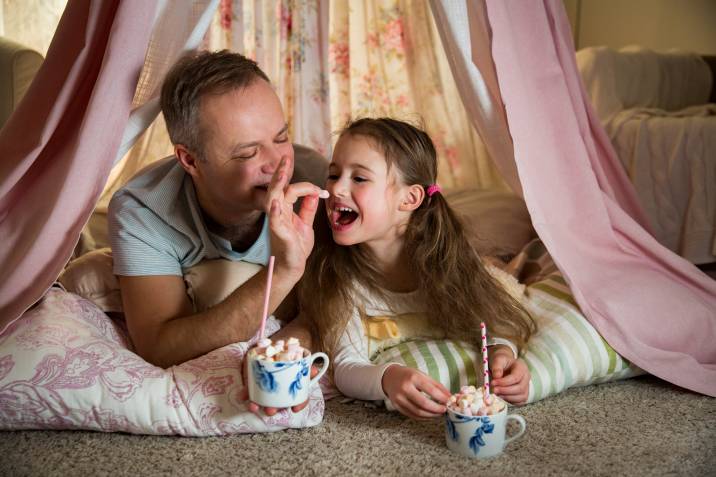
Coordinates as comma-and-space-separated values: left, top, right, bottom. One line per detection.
505, 414, 527, 446
308, 352, 330, 387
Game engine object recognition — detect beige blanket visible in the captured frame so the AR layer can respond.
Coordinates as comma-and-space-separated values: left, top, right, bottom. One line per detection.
606, 104, 716, 263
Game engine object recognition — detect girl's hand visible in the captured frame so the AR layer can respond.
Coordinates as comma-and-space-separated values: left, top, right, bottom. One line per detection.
489, 346, 530, 404
381, 365, 450, 420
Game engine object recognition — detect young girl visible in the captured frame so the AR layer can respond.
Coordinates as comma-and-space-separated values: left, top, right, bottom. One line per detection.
299, 118, 535, 420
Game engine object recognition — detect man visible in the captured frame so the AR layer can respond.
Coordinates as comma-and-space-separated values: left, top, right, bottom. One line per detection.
108, 51, 324, 392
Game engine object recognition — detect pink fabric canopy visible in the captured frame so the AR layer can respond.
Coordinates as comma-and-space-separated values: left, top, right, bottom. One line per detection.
483, 0, 716, 396
0, 0, 155, 332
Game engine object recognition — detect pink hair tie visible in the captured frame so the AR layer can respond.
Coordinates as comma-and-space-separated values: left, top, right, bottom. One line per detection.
426, 184, 442, 197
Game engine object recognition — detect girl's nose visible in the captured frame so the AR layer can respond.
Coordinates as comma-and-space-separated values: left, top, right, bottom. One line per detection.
327, 177, 348, 198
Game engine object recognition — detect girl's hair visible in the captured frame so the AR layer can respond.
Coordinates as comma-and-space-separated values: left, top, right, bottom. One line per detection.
299, 117, 535, 359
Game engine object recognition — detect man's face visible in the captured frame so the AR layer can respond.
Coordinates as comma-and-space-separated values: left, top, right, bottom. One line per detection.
192, 79, 294, 224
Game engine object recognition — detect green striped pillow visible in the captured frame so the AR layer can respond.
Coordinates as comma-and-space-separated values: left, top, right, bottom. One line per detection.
372, 272, 643, 404
373, 339, 481, 394
522, 273, 643, 402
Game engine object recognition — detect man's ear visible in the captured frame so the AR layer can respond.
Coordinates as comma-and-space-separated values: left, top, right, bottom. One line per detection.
175, 144, 201, 177
399, 184, 425, 212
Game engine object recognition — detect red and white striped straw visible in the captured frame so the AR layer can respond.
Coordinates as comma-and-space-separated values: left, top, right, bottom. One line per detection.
258, 256, 275, 340
480, 322, 490, 402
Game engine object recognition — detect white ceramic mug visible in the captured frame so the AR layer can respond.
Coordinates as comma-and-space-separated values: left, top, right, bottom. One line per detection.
247, 350, 329, 408
445, 405, 526, 459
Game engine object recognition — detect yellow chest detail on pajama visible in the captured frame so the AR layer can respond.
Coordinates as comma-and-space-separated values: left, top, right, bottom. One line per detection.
360, 311, 446, 360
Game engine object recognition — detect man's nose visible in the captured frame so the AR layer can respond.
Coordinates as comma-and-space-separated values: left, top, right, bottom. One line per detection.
261, 144, 287, 174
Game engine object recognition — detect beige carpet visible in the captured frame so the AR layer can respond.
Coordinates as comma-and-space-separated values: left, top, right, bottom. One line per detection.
1, 375, 714, 476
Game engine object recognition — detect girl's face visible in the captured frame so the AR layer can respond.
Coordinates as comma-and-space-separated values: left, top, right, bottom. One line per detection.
325, 134, 412, 247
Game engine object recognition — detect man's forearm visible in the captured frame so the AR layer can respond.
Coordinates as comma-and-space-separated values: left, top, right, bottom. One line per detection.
139, 266, 299, 367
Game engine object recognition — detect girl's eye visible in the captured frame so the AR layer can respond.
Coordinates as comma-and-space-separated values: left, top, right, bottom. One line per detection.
326, 174, 339, 181
353, 176, 367, 183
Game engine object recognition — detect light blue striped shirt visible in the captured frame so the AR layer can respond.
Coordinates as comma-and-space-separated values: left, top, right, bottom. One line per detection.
108, 157, 270, 276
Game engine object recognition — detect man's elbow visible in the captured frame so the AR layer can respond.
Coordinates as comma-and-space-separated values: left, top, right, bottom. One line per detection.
129, 333, 178, 369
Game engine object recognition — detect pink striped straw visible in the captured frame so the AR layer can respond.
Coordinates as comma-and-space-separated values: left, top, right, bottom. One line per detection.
258, 256, 275, 340
480, 322, 490, 402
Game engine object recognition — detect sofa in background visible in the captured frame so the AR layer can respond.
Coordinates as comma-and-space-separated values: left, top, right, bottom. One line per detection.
0, 36, 43, 130
577, 46, 716, 265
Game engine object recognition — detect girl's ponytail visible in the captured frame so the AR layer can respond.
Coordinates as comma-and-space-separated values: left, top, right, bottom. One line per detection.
406, 181, 535, 353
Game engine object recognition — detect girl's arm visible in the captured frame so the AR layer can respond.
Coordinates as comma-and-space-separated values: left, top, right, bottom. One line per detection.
332, 314, 396, 401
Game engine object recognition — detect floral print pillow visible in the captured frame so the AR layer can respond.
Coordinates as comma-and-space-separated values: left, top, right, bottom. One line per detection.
0, 288, 324, 435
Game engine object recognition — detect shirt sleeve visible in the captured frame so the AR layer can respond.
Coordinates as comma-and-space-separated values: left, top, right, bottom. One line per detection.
108, 193, 184, 276
487, 337, 518, 359
332, 308, 398, 401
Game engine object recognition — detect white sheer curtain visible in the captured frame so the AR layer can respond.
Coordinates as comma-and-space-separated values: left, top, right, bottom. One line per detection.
81, 0, 220, 254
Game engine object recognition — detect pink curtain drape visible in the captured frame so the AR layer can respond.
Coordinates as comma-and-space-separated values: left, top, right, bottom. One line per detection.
480, 0, 716, 396
0, 0, 156, 333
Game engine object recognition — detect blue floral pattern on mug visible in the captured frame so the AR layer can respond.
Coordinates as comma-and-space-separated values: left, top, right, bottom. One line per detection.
445, 416, 459, 441
252, 359, 278, 393
447, 413, 495, 455
469, 417, 495, 454
288, 361, 310, 398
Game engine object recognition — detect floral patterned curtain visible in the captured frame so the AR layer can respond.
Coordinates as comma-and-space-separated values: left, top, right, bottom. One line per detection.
329, 0, 505, 190
209, 0, 505, 189
208, 0, 332, 156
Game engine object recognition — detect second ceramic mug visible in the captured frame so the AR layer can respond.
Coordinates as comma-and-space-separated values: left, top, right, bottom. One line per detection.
445, 404, 526, 459
247, 350, 329, 408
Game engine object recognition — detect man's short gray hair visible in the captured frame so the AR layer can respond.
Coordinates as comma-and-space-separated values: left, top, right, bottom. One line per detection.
160, 50, 270, 161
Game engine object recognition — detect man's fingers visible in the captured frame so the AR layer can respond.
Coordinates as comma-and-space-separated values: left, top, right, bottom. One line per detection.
268, 199, 281, 223
298, 195, 320, 226
291, 399, 309, 413
284, 182, 327, 205
265, 158, 289, 211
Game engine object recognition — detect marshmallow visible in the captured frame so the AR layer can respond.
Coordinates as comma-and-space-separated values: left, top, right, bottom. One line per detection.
448, 386, 506, 416
250, 337, 307, 362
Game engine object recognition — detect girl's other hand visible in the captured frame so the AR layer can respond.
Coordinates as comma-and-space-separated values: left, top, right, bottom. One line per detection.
489, 346, 530, 404
381, 365, 450, 420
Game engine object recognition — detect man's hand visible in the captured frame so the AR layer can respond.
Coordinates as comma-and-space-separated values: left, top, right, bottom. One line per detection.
489, 345, 530, 404
266, 156, 326, 280
381, 365, 450, 420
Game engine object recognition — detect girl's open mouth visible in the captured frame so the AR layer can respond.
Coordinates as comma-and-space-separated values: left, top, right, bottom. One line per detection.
330, 205, 359, 231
